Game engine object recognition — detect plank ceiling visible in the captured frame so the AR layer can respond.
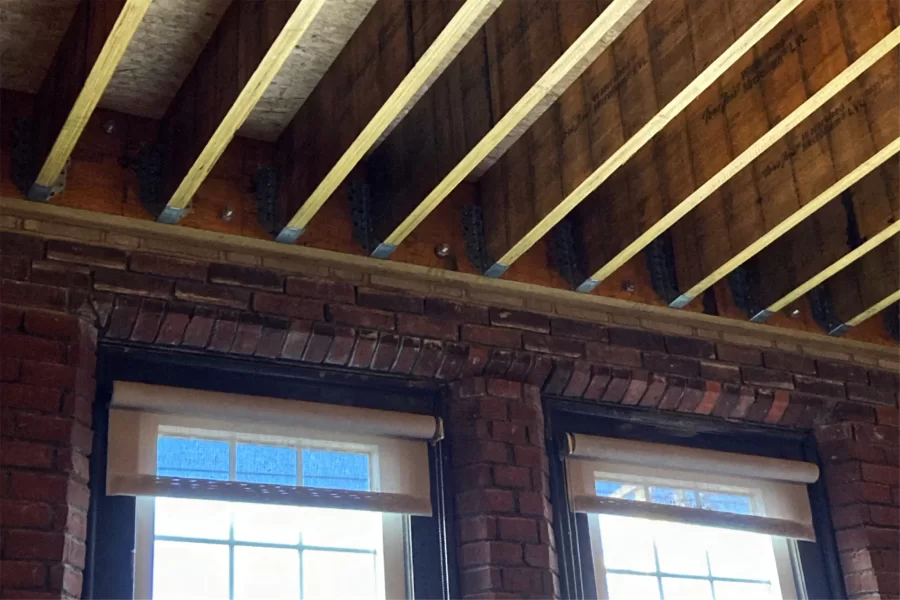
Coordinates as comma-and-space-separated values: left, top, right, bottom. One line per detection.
1, 0, 897, 344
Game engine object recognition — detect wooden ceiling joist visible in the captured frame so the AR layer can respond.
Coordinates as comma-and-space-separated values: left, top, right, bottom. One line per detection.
752, 160, 900, 322
26, 0, 151, 202
582, 24, 900, 297
475, 0, 802, 279
835, 292, 900, 336
367, 0, 651, 259
153, 0, 327, 224
273, 0, 503, 244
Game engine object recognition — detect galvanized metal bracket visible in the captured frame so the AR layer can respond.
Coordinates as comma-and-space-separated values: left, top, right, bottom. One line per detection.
727, 262, 763, 319
549, 219, 584, 289
254, 166, 279, 236
646, 234, 681, 306
461, 204, 492, 274
807, 284, 844, 335
349, 180, 380, 254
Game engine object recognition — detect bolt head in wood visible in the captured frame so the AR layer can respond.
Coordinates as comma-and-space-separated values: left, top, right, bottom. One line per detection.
435, 243, 451, 258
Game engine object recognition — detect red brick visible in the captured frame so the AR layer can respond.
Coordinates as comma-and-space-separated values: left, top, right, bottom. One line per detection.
127, 299, 165, 342
30, 260, 91, 289
502, 567, 544, 593
460, 541, 523, 567
285, 276, 355, 303
462, 324, 521, 348
694, 381, 721, 415
453, 441, 509, 467
607, 327, 664, 351
763, 350, 816, 375
643, 351, 700, 377
763, 390, 790, 424
175, 281, 250, 309
9, 472, 69, 503
712, 383, 741, 418
665, 336, 715, 359
370, 333, 400, 371
456, 489, 516, 515
716, 343, 762, 366
526, 355, 554, 387
862, 463, 900, 486
385, 334, 420, 374
550, 317, 607, 341
12, 415, 92, 453
93, 268, 173, 299
462, 567, 503, 595
327, 304, 394, 330
517, 492, 552, 520
130, 252, 207, 281
831, 504, 869, 530
869, 369, 900, 391
658, 376, 688, 410
49, 564, 83, 596
486, 379, 521, 399
253, 292, 323, 320
459, 516, 497, 542
209, 263, 282, 291
276, 319, 309, 359
601, 370, 631, 403
300, 323, 333, 363
0, 500, 53, 529
105, 297, 139, 339
454, 463, 493, 489
523, 333, 584, 357
1, 356, 20, 381
397, 314, 458, 340
1, 440, 55, 469
1, 280, 68, 311
357, 287, 423, 313
700, 360, 742, 382
229, 318, 263, 355
493, 465, 532, 489
877, 407, 900, 427
181, 309, 215, 348
854, 424, 900, 447
870, 505, 900, 527
0, 254, 27, 280
489, 420, 527, 445
819, 441, 885, 464
585, 342, 642, 368
1, 305, 24, 330
56, 448, 90, 484
411, 339, 444, 378
742, 365, 794, 390
46, 240, 125, 268
489, 308, 549, 333
827, 481, 892, 507
497, 517, 538, 542
583, 368, 611, 401
155, 308, 191, 345
426, 298, 489, 324
794, 374, 846, 398
524, 543, 556, 570
205, 317, 236, 352
57, 505, 88, 541
0, 232, 44, 259
513, 446, 544, 469
817, 360, 869, 384
832, 402, 878, 423
347, 329, 378, 369
845, 571, 881, 595
436, 342, 468, 380
621, 370, 649, 406
847, 383, 898, 407
0, 560, 46, 589
2, 383, 61, 412
22, 311, 80, 342
3, 530, 66, 560
324, 326, 357, 366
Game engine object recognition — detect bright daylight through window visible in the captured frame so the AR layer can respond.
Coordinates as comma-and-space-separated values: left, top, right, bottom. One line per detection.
105, 382, 439, 600
564, 434, 821, 600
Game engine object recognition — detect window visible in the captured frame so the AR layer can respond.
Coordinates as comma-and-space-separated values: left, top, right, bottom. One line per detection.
564, 434, 820, 600
107, 382, 439, 599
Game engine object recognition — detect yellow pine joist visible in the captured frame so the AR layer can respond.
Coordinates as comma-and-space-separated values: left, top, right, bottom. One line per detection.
31, 0, 152, 198
489, 0, 805, 276
276, 0, 504, 242
584, 26, 900, 294
374, 0, 651, 257
845, 290, 900, 328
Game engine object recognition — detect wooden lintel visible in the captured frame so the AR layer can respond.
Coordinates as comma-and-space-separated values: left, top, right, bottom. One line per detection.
371, 0, 651, 257
154, 0, 327, 224
580, 24, 900, 293
273, 0, 503, 243
28, 0, 151, 201
478, 0, 803, 278
675, 138, 900, 309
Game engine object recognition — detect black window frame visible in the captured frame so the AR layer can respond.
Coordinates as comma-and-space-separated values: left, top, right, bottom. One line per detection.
84, 342, 458, 600
544, 397, 845, 600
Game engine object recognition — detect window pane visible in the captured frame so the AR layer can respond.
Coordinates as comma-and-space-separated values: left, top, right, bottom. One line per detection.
234, 546, 300, 600
154, 497, 231, 540
152, 540, 229, 599
707, 529, 776, 581
714, 581, 779, 600
654, 522, 709, 576
661, 577, 714, 600
299, 507, 383, 550
302, 449, 370, 490
157, 437, 230, 480
595, 480, 645, 500
597, 515, 657, 573
605, 573, 661, 600
303, 550, 378, 600
649, 486, 697, 508
698, 491, 753, 515
236, 443, 297, 485
233, 503, 303, 545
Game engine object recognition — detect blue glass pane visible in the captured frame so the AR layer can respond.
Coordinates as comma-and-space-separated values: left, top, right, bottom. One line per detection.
302, 449, 369, 491
236, 444, 297, 485
595, 480, 626, 496
699, 492, 754, 515
157, 437, 229, 480
595, 480, 643, 500
649, 486, 698, 508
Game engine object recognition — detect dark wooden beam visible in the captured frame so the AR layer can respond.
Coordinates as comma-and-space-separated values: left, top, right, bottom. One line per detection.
751, 159, 899, 322
272, 0, 503, 244
152, 0, 328, 224
27, 0, 151, 201
476, 0, 802, 278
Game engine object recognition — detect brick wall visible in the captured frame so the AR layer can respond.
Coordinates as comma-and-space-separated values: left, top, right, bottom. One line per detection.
0, 231, 898, 599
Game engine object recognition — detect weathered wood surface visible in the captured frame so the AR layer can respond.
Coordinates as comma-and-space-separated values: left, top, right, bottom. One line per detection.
753, 159, 899, 319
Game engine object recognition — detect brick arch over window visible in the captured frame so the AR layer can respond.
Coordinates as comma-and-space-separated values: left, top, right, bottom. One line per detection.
1, 231, 898, 599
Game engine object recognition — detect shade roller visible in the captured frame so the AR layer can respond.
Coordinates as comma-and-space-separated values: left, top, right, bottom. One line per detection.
107, 382, 435, 516
565, 434, 819, 541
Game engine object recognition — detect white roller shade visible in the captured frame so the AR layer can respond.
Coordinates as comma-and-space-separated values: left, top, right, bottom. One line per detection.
565, 434, 819, 541
107, 382, 437, 515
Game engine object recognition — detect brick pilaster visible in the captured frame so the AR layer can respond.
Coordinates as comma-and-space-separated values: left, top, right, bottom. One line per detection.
448, 377, 558, 599
817, 405, 900, 600
1, 304, 97, 599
